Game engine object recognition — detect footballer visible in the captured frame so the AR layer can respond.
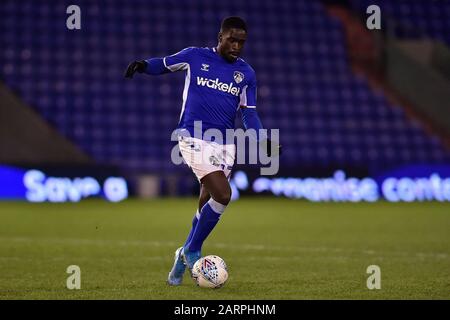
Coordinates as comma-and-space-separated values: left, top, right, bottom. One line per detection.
125, 16, 279, 285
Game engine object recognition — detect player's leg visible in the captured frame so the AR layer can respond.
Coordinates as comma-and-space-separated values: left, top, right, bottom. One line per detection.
183, 171, 231, 270
170, 137, 234, 280
200, 170, 231, 206
183, 184, 210, 247
168, 184, 211, 285
198, 183, 211, 211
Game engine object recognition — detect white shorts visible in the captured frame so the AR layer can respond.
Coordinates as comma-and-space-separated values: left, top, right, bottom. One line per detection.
178, 136, 236, 182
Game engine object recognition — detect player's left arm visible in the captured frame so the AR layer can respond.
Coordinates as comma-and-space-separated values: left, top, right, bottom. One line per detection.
124, 47, 195, 78
240, 71, 281, 157
124, 58, 169, 78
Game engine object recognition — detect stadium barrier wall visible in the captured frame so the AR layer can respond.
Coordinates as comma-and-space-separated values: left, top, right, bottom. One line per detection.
431, 42, 450, 81
0, 165, 129, 202
0, 83, 91, 165
229, 165, 450, 203
385, 38, 450, 136
2, 164, 449, 203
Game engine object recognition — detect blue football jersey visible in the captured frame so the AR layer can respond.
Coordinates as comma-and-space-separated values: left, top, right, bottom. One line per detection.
162, 47, 257, 138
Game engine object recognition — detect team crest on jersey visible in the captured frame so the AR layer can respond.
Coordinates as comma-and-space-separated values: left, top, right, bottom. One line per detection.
209, 155, 220, 167
233, 71, 244, 84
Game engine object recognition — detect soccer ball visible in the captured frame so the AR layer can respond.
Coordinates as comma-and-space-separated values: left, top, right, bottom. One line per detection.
192, 255, 228, 288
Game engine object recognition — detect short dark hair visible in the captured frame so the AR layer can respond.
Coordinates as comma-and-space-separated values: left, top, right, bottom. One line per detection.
221, 16, 247, 32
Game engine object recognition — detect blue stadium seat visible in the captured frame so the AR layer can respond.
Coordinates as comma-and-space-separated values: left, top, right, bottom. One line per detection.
1, 0, 449, 173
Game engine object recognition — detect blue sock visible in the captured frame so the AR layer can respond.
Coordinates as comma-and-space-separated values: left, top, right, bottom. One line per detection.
185, 198, 227, 252
183, 210, 200, 248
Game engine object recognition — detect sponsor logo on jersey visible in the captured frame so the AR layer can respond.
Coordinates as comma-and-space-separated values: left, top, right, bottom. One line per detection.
196, 77, 241, 96
233, 71, 244, 84
201, 63, 209, 71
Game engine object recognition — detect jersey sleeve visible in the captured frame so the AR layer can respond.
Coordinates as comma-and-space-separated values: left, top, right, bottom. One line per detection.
144, 58, 170, 75
239, 70, 257, 108
163, 47, 195, 72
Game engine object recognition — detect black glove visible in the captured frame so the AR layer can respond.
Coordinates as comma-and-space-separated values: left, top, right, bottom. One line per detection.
124, 60, 147, 78
262, 139, 282, 157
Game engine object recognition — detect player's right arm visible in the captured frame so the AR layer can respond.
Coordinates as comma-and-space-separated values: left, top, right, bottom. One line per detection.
240, 70, 282, 157
124, 47, 195, 78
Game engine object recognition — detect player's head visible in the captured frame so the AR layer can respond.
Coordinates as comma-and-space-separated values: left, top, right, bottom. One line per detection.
217, 16, 247, 62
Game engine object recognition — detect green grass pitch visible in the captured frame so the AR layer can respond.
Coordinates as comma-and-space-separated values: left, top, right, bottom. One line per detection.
0, 198, 449, 299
